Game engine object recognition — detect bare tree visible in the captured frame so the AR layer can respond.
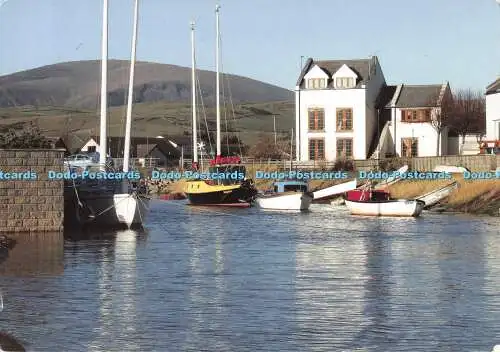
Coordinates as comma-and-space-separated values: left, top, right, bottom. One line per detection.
248, 134, 289, 160
430, 90, 453, 156
448, 89, 485, 154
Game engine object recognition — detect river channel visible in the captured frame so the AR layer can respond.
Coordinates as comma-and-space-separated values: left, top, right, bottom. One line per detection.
0, 200, 499, 351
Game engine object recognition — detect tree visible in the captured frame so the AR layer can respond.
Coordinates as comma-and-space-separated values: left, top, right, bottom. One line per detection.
248, 134, 289, 159
430, 89, 453, 156
0, 123, 52, 149
448, 89, 485, 154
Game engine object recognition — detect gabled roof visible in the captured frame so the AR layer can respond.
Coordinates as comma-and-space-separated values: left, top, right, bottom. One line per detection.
296, 57, 376, 88
375, 85, 398, 109
391, 84, 445, 108
136, 143, 158, 158
486, 78, 500, 95
89, 136, 181, 158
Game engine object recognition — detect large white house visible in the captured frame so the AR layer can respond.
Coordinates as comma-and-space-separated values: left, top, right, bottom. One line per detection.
485, 78, 500, 141
295, 57, 385, 161
295, 56, 454, 161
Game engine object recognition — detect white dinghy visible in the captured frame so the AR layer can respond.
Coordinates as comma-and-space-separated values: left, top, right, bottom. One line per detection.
255, 180, 313, 211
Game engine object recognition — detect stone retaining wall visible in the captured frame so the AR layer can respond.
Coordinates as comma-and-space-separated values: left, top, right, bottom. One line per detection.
0, 149, 65, 232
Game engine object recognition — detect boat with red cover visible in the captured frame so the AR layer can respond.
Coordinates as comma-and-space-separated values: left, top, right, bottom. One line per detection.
344, 189, 425, 217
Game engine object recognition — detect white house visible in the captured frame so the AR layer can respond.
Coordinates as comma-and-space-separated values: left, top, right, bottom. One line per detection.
485, 78, 500, 141
80, 137, 99, 153
295, 56, 455, 161
379, 83, 452, 158
295, 56, 386, 161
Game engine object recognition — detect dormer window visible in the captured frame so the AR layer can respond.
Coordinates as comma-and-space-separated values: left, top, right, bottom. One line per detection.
336, 77, 355, 89
307, 78, 327, 89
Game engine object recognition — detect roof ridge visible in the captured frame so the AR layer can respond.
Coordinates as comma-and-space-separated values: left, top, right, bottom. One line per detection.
315, 58, 371, 62
399, 84, 443, 87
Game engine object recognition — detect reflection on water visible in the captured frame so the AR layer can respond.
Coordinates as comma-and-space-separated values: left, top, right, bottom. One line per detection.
0, 232, 63, 277
295, 220, 367, 351
89, 230, 140, 352
0, 201, 499, 351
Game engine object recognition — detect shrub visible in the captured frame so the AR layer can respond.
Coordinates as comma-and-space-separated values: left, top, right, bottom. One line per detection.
0, 124, 52, 149
333, 159, 355, 171
378, 158, 406, 172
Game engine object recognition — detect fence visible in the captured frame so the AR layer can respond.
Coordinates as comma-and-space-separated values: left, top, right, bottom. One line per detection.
111, 157, 161, 169
178, 155, 499, 172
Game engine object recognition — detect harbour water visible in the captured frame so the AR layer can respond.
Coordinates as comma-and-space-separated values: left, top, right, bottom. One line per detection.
1, 200, 500, 351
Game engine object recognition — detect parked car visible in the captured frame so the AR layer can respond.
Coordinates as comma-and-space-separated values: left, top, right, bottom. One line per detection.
64, 154, 96, 169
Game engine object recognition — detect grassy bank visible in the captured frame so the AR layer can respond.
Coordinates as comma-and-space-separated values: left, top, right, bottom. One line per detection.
152, 166, 499, 216
388, 175, 500, 216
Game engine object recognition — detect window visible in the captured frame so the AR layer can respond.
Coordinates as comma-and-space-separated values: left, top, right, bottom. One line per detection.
336, 138, 353, 158
87, 146, 96, 153
401, 109, 431, 123
336, 77, 354, 89
336, 108, 353, 131
401, 138, 418, 157
308, 108, 325, 131
309, 139, 325, 160
307, 78, 326, 89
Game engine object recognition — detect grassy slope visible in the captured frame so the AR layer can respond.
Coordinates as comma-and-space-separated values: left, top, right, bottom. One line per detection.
0, 100, 294, 145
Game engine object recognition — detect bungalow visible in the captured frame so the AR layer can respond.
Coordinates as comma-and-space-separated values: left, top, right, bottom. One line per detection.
485, 78, 500, 141
295, 56, 454, 161
77, 136, 191, 167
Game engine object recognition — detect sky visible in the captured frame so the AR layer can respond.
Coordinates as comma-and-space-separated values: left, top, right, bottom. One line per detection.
0, 0, 499, 91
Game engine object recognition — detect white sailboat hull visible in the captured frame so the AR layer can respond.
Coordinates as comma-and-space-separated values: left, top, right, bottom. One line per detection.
65, 189, 149, 229
312, 179, 357, 200
255, 192, 312, 211
417, 182, 458, 208
344, 199, 425, 217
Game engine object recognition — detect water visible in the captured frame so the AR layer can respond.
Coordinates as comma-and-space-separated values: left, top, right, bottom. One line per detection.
1, 201, 500, 351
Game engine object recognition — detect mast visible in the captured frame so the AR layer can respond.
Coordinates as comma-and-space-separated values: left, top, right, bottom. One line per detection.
191, 21, 198, 164
123, 0, 139, 172
215, 4, 221, 157
98, 0, 108, 171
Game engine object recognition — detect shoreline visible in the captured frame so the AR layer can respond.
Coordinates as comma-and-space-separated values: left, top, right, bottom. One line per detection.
147, 168, 500, 217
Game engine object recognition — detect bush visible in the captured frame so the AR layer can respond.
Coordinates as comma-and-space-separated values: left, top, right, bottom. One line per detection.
0, 124, 52, 149
333, 159, 355, 171
378, 158, 406, 172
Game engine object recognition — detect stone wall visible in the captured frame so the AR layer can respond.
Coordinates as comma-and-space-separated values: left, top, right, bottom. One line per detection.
0, 149, 65, 233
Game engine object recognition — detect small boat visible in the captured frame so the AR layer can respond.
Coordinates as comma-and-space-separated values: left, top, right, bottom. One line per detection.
312, 179, 357, 200
373, 165, 409, 189
344, 189, 425, 217
433, 165, 470, 173
254, 180, 313, 211
416, 181, 459, 209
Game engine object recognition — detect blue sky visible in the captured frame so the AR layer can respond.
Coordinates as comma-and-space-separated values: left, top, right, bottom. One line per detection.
0, 0, 499, 91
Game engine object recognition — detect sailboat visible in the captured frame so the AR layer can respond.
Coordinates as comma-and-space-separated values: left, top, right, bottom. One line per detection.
64, 0, 149, 229
184, 5, 257, 207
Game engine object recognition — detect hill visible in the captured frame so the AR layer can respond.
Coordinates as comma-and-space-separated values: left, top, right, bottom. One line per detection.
0, 100, 295, 147
0, 60, 293, 108
0, 60, 295, 147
